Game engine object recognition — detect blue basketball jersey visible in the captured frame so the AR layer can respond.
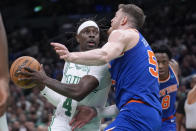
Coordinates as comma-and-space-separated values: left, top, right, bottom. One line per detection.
109, 32, 161, 113
159, 66, 179, 119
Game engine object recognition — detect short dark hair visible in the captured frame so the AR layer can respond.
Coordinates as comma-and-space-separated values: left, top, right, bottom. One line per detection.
118, 4, 145, 29
151, 44, 172, 60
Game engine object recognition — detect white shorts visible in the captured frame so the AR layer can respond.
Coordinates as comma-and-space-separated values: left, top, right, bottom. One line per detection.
48, 116, 72, 131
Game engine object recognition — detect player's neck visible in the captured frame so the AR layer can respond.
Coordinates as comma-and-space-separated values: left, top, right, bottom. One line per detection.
118, 24, 134, 30
159, 72, 170, 82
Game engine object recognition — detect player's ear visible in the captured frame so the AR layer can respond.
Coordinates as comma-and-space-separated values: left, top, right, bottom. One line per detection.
121, 16, 128, 25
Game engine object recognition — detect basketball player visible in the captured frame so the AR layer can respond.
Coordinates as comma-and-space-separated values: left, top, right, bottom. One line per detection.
18, 20, 112, 131
152, 44, 179, 131
0, 13, 9, 131
51, 4, 162, 131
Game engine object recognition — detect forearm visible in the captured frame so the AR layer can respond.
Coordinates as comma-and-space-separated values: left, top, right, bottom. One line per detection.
43, 76, 81, 101
96, 104, 119, 118
40, 86, 64, 107
68, 49, 108, 66
42, 75, 97, 101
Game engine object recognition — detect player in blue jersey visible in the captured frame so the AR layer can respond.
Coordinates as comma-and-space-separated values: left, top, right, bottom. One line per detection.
51, 4, 162, 131
152, 44, 179, 131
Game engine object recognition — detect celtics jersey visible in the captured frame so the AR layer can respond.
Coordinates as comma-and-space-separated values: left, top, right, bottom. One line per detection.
43, 62, 111, 131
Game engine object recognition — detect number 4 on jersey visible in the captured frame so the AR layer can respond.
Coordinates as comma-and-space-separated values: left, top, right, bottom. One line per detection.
63, 98, 72, 116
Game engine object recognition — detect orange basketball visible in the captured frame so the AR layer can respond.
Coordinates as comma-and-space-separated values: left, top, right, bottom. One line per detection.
10, 56, 41, 89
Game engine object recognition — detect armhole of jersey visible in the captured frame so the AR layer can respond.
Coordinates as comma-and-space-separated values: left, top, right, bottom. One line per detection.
169, 65, 179, 85
124, 29, 140, 53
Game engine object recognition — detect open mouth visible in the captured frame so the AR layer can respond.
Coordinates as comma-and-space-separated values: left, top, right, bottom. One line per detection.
159, 70, 165, 75
87, 41, 96, 47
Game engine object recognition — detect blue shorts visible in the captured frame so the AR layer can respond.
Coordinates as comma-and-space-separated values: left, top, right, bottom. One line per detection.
161, 117, 176, 131
104, 102, 161, 131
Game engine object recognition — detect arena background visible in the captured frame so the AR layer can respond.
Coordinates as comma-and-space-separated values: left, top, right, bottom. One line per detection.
0, 0, 196, 130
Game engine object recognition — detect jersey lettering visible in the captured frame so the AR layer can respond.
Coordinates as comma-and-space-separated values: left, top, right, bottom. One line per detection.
162, 95, 170, 109
147, 50, 158, 78
64, 75, 81, 84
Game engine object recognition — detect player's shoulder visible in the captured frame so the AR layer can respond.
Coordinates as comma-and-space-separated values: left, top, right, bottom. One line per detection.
110, 29, 136, 37
109, 29, 137, 44
169, 59, 179, 75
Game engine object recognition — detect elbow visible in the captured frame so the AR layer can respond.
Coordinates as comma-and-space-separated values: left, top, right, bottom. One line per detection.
72, 91, 86, 101
102, 56, 110, 64
99, 51, 110, 64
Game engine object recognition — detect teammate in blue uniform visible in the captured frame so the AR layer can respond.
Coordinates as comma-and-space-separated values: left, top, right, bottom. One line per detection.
51, 4, 162, 130
152, 44, 179, 131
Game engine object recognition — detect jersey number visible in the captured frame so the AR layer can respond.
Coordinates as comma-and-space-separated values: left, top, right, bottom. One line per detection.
62, 98, 72, 116
147, 50, 158, 78
162, 95, 170, 109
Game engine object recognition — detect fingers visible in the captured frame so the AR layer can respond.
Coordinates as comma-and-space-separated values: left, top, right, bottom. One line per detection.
51, 42, 67, 53
60, 55, 68, 60
40, 64, 45, 72
71, 121, 86, 131
51, 42, 69, 60
17, 71, 32, 77
70, 117, 76, 126
50, 42, 66, 49
56, 50, 67, 55
78, 122, 86, 128
71, 121, 82, 131
18, 77, 33, 81
23, 67, 35, 73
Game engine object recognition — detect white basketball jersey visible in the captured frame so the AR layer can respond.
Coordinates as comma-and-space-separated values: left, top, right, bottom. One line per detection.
48, 62, 111, 131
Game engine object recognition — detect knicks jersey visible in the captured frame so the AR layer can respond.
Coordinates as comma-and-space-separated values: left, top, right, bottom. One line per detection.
159, 66, 178, 119
109, 32, 161, 113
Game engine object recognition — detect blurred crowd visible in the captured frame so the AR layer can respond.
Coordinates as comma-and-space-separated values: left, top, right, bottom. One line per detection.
3, 0, 196, 130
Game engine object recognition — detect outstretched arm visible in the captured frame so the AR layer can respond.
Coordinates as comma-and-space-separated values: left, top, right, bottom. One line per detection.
51, 30, 134, 66
0, 13, 9, 116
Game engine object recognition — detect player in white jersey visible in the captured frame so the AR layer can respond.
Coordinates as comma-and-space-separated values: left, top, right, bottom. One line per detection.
0, 13, 9, 131
18, 19, 112, 131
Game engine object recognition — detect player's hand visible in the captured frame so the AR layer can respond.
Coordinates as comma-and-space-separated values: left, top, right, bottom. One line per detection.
50, 42, 70, 61
0, 82, 9, 116
70, 105, 97, 131
17, 64, 48, 86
